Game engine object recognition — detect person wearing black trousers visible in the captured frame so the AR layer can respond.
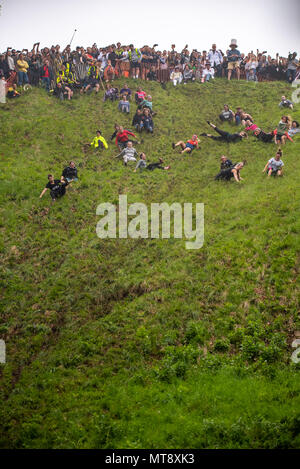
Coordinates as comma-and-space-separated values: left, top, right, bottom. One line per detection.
201, 121, 247, 142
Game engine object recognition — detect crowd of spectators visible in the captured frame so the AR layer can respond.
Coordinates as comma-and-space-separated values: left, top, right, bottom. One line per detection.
0, 40, 299, 96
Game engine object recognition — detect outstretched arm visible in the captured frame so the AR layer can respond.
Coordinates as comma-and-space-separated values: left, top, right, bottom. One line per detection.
232, 169, 240, 182
262, 162, 269, 173
39, 188, 48, 198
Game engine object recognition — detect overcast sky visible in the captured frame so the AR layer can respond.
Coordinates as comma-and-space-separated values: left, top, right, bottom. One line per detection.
0, 0, 299, 56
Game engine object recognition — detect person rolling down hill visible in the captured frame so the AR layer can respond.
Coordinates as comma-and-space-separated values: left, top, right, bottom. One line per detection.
115, 141, 138, 166
262, 149, 284, 177
115, 126, 140, 150
134, 153, 170, 172
85, 130, 108, 151
214, 155, 234, 180
274, 116, 293, 145
253, 128, 275, 143
201, 122, 247, 142
39, 174, 69, 202
215, 161, 246, 182
172, 134, 200, 154
62, 161, 78, 182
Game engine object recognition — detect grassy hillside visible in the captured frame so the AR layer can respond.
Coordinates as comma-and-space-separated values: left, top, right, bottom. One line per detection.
0, 79, 299, 449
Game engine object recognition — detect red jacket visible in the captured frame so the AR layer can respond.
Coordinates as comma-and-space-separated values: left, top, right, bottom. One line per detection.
116, 130, 136, 146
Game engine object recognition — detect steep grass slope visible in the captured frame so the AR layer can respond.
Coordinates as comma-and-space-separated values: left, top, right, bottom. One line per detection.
0, 79, 299, 448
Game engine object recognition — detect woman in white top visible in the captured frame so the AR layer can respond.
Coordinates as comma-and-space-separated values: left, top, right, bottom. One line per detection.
262, 150, 284, 177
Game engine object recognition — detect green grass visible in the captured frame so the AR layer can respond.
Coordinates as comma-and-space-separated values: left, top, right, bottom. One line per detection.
0, 78, 299, 449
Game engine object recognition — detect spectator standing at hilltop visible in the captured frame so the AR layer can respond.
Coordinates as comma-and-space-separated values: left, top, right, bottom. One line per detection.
287, 52, 298, 83
227, 39, 241, 81
17, 53, 29, 86
208, 44, 223, 77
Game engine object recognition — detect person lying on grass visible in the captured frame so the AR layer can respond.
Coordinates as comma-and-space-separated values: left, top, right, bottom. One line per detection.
62, 161, 78, 182
215, 161, 246, 182
134, 152, 170, 172
262, 149, 284, 177
245, 120, 259, 134
39, 174, 69, 202
115, 141, 138, 166
172, 134, 200, 154
253, 127, 275, 143
201, 122, 247, 142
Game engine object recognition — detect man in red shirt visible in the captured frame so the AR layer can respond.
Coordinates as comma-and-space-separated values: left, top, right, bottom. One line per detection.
40, 60, 53, 92
115, 126, 140, 149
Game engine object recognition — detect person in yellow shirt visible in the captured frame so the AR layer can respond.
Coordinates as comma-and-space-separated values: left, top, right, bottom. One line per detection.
17, 53, 29, 86
83, 130, 108, 151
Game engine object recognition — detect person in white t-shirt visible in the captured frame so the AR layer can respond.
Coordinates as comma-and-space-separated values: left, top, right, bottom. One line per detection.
262, 150, 284, 177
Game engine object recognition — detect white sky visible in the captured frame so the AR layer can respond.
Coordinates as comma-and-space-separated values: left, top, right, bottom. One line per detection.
0, 0, 299, 57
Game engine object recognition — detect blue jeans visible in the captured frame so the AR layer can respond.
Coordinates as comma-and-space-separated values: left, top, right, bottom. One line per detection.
42, 76, 50, 91
119, 103, 130, 113
205, 73, 212, 82
287, 69, 296, 83
18, 71, 29, 86
235, 115, 241, 125
66, 177, 78, 182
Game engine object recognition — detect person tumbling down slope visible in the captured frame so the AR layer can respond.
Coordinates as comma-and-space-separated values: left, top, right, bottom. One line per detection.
201, 122, 247, 142
134, 153, 170, 172
115, 126, 140, 150
172, 135, 200, 154
215, 161, 246, 182
262, 149, 284, 177
86, 130, 108, 150
39, 174, 69, 202
115, 141, 138, 166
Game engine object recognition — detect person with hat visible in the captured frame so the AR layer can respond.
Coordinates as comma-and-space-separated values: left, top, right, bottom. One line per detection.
227, 39, 241, 81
